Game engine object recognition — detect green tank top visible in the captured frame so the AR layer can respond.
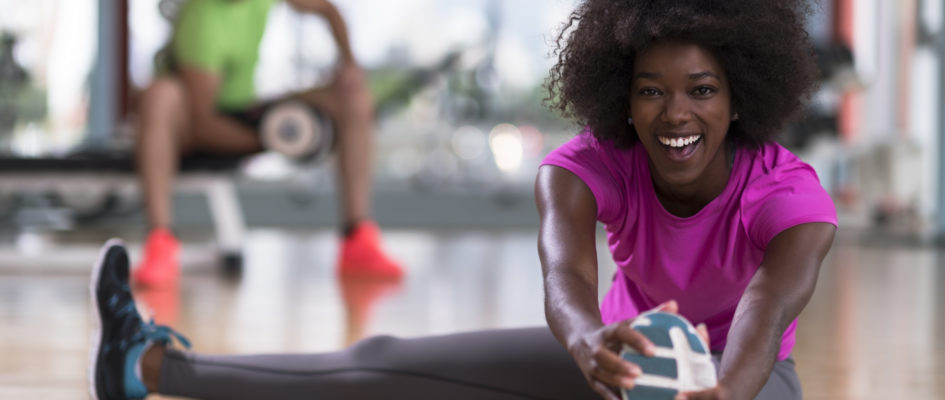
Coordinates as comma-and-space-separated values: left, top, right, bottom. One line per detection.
168, 0, 275, 110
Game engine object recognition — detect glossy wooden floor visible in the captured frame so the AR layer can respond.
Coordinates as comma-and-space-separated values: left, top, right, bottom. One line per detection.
0, 227, 942, 399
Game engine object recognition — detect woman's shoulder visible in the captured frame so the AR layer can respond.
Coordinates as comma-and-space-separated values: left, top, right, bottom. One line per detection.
737, 142, 838, 248
736, 141, 832, 194
543, 130, 636, 166
541, 130, 636, 223
740, 141, 804, 175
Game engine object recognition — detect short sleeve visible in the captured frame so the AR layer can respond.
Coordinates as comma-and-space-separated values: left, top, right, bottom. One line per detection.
740, 148, 838, 249
173, 1, 225, 72
540, 132, 627, 224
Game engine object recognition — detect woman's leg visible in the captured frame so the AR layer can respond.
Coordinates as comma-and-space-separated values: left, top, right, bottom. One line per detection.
754, 357, 802, 400
156, 327, 596, 400
709, 355, 802, 400
97, 241, 592, 400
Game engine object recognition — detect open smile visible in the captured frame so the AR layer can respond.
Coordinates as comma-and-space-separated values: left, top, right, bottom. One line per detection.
656, 134, 703, 161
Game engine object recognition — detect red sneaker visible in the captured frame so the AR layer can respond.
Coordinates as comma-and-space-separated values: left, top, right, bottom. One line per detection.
339, 222, 403, 280
133, 228, 180, 288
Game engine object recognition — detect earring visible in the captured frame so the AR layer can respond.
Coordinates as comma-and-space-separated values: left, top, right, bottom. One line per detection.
627, 117, 634, 126
732, 113, 739, 121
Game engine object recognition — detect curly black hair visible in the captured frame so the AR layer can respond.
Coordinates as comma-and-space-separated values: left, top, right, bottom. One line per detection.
545, 0, 819, 148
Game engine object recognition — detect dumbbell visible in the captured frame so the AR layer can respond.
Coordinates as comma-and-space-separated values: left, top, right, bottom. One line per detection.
260, 100, 334, 162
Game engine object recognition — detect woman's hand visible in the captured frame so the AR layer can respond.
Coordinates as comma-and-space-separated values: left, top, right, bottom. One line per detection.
675, 386, 731, 400
569, 301, 679, 400
569, 322, 648, 399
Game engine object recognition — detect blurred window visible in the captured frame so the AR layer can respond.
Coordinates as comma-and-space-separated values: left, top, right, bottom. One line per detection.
0, 0, 97, 157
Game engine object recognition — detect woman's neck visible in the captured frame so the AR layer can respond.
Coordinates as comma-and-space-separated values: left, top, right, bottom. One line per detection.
652, 140, 734, 217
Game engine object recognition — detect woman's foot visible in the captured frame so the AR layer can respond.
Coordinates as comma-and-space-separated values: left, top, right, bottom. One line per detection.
619, 311, 716, 399
89, 239, 189, 399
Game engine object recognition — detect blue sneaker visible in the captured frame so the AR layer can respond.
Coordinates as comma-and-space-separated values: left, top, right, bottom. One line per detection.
620, 311, 717, 400
89, 239, 190, 400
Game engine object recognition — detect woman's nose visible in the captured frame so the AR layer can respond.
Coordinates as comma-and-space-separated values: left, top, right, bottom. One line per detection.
661, 94, 692, 125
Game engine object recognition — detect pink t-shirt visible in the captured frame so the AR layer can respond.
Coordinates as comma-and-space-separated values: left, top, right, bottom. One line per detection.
541, 133, 837, 360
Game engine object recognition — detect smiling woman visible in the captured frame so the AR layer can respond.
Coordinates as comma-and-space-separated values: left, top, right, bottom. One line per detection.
629, 42, 735, 213
537, 0, 836, 399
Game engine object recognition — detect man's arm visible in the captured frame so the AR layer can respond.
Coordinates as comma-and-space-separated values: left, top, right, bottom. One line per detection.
285, 0, 366, 102
177, 67, 258, 150
682, 222, 836, 400
285, 0, 355, 63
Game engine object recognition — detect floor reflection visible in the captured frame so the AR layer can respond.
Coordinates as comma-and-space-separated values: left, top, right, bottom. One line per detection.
794, 234, 945, 399
0, 228, 942, 399
340, 277, 404, 346
135, 285, 181, 328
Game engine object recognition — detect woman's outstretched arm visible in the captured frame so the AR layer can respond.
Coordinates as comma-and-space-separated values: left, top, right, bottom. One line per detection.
535, 165, 655, 400
682, 222, 836, 400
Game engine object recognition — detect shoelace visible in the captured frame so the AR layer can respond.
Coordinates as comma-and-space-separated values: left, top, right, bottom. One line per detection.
107, 292, 191, 353
133, 319, 192, 349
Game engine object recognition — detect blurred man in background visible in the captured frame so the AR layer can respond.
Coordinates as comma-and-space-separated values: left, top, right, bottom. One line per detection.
134, 0, 402, 286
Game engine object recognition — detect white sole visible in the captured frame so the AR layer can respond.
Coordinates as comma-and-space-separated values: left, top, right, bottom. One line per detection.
88, 238, 126, 400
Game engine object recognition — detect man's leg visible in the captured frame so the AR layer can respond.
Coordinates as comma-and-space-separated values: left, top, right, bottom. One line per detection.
296, 77, 402, 279
134, 77, 264, 287
296, 81, 374, 229
135, 77, 194, 233
133, 78, 193, 287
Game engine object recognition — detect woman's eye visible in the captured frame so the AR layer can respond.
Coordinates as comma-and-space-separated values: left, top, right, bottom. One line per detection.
692, 86, 715, 96
639, 88, 660, 96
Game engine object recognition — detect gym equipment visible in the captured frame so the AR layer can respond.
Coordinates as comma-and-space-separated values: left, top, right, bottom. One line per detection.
0, 152, 247, 272
260, 101, 334, 163
620, 311, 717, 400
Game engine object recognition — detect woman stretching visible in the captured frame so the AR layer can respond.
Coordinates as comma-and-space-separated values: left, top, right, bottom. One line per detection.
90, 1, 836, 399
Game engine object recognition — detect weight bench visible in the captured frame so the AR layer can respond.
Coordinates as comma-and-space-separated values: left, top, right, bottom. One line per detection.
0, 150, 248, 270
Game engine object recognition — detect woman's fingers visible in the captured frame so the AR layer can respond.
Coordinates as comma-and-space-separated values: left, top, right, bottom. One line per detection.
653, 299, 679, 313
591, 381, 622, 400
696, 322, 710, 345
590, 347, 641, 388
578, 320, 669, 398
613, 323, 656, 356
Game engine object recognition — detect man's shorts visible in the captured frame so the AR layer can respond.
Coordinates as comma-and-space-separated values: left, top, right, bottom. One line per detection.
220, 102, 275, 134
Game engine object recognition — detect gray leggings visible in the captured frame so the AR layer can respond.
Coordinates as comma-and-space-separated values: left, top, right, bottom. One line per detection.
159, 327, 801, 399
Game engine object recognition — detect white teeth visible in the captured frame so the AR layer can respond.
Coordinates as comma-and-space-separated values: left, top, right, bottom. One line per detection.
658, 135, 701, 148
